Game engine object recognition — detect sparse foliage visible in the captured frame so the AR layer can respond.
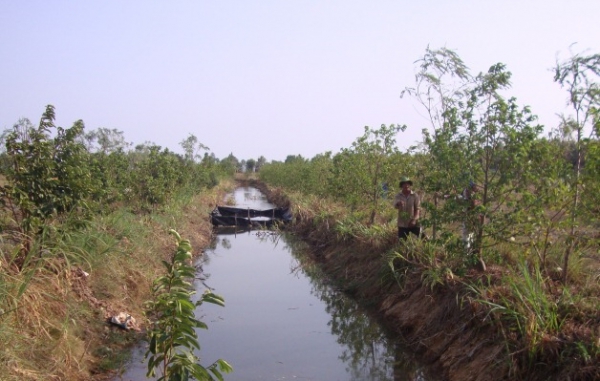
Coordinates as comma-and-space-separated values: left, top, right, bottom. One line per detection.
553, 50, 600, 282
180, 134, 210, 163
85, 127, 131, 154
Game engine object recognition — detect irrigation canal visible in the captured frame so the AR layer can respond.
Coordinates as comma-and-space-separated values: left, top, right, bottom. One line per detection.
118, 187, 441, 381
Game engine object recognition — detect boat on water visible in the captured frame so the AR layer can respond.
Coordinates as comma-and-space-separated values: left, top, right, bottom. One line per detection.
210, 206, 293, 228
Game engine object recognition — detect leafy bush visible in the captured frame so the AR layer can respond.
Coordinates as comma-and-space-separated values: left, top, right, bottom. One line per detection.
145, 230, 232, 381
0, 105, 94, 264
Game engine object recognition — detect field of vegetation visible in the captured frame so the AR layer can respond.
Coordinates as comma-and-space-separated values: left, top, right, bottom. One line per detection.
0, 110, 238, 380
258, 48, 600, 380
0, 46, 598, 381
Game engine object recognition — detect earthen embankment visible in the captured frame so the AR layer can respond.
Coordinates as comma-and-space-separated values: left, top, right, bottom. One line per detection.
247, 179, 567, 381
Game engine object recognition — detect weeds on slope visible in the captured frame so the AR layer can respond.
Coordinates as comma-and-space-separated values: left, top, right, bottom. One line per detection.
262, 181, 600, 381
386, 236, 600, 380
0, 182, 234, 381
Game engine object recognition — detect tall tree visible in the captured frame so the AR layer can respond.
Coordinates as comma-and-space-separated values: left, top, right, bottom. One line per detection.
245, 158, 256, 172
85, 127, 131, 154
179, 133, 209, 162
220, 153, 239, 175
256, 155, 267, 171
554, 50, 600, 282
401, 47, 473, 239
404, 48, 544, 267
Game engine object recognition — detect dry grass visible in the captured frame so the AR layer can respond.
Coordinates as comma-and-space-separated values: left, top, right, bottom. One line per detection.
256, 179, 600, 381
0, 180, 235, 381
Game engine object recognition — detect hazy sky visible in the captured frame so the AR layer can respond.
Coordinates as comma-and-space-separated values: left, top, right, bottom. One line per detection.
1, 1, 599, 162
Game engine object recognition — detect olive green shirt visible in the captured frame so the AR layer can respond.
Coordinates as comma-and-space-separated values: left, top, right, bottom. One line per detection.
393, 191, 421, 228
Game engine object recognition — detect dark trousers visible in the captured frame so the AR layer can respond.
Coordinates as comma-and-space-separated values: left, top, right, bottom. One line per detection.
398, 226, 421, 240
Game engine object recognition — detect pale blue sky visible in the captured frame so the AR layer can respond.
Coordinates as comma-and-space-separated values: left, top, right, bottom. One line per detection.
1, 1, 599, 162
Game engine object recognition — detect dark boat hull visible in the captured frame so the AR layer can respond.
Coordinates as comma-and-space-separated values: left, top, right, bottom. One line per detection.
216, 206, 292, 221
210, 206, 292, 228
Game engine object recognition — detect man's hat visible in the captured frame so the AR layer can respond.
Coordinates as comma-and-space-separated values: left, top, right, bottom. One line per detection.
399, 176, 413, 186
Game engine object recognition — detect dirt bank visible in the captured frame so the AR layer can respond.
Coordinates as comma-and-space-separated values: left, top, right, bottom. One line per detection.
0, 188, 230, 381
246, 179, 573, 381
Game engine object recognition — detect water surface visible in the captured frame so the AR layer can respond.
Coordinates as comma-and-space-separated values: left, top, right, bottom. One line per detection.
118, 187, 437, 381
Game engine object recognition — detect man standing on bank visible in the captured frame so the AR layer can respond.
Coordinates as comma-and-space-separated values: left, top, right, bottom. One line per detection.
393, 176, 421, 240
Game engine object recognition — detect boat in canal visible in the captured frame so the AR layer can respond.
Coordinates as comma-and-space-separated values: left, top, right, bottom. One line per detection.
210, 205, 293, 227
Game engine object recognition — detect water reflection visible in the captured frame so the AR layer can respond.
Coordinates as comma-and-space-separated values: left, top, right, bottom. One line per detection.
232, 186, 273, 209
285, 236, 435, 381
219, 237, 233, 250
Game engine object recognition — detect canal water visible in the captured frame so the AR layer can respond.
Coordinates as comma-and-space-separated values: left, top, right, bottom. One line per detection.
117, 187, 439, 381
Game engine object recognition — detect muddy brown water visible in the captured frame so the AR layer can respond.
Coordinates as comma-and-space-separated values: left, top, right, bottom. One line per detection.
117, 187, 441, 381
